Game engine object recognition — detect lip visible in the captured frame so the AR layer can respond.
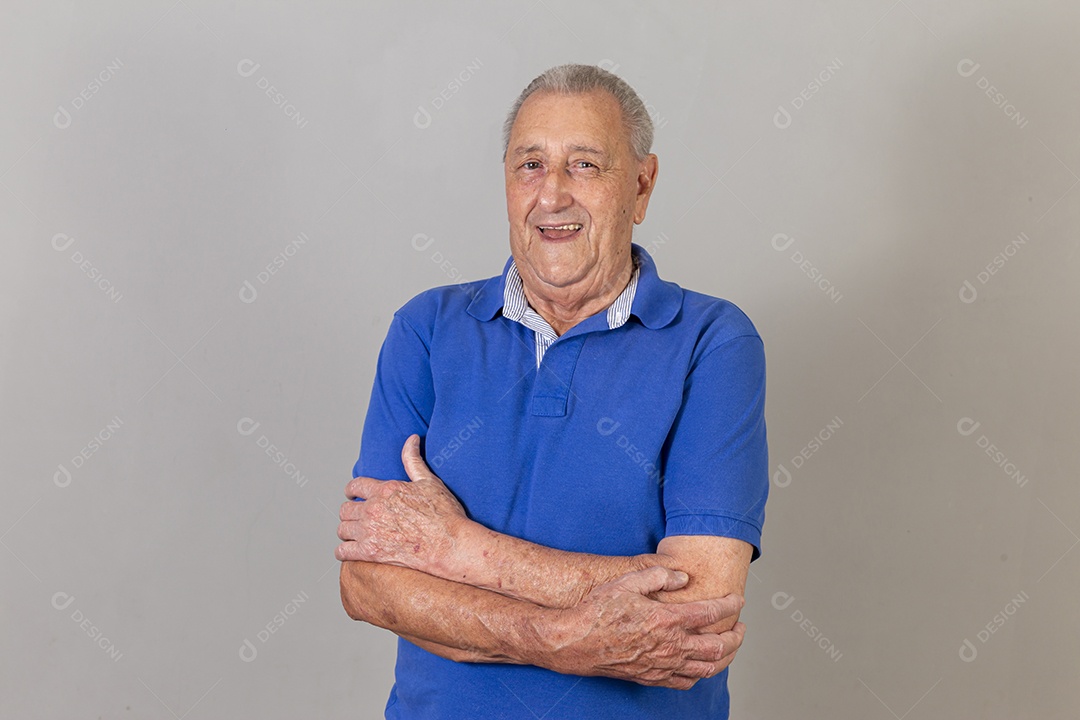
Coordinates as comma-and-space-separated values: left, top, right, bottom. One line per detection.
535, 224, 584, 243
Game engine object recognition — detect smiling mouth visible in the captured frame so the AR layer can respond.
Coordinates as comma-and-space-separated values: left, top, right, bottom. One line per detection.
536, 223, 583, 241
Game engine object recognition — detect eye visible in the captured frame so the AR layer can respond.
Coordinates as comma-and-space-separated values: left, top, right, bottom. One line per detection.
575, 161, 596, 169
522, 161, 542, 170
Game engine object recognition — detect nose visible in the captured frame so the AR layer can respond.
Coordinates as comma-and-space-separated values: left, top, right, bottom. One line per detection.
537, 166, 573, 213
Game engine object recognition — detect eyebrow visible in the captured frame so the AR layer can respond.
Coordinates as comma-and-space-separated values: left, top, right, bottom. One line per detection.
567, 144, 606, 157
509, 143, 609, 159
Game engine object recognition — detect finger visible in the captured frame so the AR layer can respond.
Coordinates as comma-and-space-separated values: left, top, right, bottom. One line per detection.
400, 434, 436, 483
337, 520, 363, 541
612, 565, 690, 596
683, 632, 727, 662
673, 659, 723, 680
717, 621, 746, 660
345, 475, 391, 500
340, 500, 368, 521
671, 593, 744, 629
335, 541, 369, 562
659, 675, 698, 691
713, 649, 737, 675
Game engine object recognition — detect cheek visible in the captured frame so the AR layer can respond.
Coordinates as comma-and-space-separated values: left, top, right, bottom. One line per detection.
505, 195, 525, 221
506, 185, 536, 215
589, 198, 624, 228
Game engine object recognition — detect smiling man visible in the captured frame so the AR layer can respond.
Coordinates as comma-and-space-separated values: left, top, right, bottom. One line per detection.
338, 64, 769, 719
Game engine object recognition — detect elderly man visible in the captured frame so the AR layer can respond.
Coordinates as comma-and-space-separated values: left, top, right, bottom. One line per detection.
338, 64, 768, 719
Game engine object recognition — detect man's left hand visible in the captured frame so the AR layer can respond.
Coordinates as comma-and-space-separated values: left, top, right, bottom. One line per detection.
336, 434, 468, 575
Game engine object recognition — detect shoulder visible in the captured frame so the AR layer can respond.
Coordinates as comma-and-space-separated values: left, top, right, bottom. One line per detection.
390, 276, 494, 341
673, 288, 764, 357
632, 245, 761, 354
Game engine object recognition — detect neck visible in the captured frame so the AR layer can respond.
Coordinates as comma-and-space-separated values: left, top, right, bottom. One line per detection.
521, 255, 634, 336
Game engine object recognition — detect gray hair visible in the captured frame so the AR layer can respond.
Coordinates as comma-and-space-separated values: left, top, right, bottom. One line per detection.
501, 64, 654, 161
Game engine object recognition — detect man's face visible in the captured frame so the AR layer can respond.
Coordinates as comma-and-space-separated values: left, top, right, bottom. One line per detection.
504, 89, 658, 296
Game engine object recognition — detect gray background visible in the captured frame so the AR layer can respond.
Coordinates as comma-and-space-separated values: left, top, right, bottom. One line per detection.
2, 1, 1077, 718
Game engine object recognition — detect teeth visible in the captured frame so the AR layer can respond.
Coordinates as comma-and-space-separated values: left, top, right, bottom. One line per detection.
540, 224, 582, 231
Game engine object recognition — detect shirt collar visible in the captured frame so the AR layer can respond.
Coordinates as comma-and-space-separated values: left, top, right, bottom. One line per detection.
502, 255, 638, 332
466, 243, 682, 330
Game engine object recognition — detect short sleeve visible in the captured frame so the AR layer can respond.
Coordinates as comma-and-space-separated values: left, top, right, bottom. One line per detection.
661, 334, 769, 561
352, 312, 435, 481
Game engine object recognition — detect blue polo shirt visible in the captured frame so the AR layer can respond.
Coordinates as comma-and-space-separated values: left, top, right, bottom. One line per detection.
354, 243, 768, 719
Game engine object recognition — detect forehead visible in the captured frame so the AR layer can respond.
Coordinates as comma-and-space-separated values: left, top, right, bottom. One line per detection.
508, 90, 629, 156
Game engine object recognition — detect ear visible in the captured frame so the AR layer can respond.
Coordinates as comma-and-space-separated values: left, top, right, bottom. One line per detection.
633, 154, 659, 225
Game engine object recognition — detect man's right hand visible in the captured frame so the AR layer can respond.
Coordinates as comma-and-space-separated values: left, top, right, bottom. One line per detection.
535, 565, 746, 690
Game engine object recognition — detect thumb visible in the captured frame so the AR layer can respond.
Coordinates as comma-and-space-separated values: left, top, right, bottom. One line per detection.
400, 434, 434, 482
612, 565, 690, 596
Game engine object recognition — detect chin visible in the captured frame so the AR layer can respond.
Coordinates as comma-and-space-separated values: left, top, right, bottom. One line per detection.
534, 264, 588, 289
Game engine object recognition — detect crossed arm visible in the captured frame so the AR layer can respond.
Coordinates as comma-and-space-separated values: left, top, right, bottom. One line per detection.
337, 435, 753, 689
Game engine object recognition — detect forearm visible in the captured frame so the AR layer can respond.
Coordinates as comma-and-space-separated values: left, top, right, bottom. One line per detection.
440, 521, 667, 608
341, 440, 677, 609
340, 559, 556, 664
340, 445, 745, 619
341, 559, 743, 688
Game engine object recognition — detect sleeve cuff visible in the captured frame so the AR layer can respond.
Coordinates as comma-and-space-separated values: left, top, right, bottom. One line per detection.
665, 511, 763, 561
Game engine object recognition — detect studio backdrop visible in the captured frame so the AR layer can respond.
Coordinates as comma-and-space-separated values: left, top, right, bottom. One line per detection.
2, 1, 1078, 718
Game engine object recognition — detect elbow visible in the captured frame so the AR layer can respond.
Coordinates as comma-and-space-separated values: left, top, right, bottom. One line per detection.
339, 561, 409, 631
339, 562, 370, 622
